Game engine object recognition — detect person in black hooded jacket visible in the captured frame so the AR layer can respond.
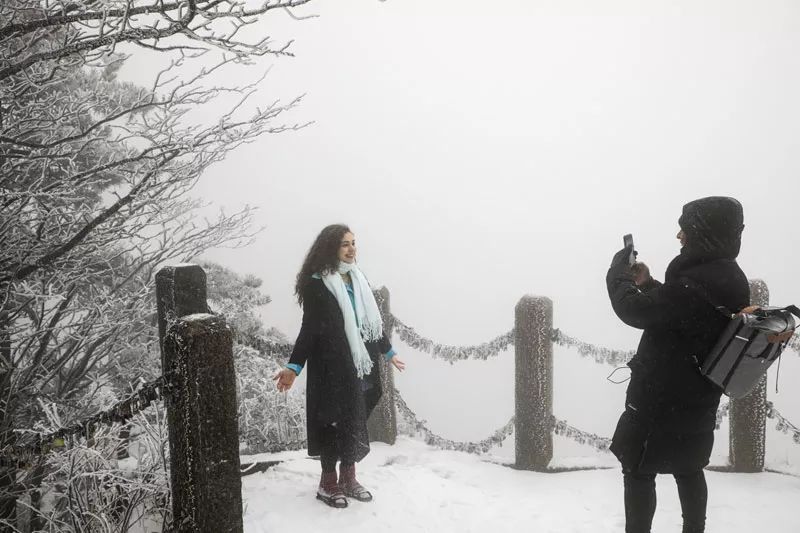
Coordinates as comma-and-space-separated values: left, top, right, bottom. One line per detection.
606, 197, 750, 533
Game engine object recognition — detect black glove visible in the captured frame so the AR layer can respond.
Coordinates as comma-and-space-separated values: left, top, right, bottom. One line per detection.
610, 245, 636, 270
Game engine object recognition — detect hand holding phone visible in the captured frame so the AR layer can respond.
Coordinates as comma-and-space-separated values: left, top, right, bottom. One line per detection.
623, 234, 635, 265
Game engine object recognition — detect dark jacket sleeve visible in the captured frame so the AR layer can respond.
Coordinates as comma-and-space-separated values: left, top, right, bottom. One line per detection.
289, 282, 323, 367
607, 265, 688, 330
366, 328, 394, 358
377, 331, 392, 356
637, 277, 663, 293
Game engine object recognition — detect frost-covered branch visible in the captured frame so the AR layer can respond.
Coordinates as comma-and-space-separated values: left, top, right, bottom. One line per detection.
0, 0, 314, 82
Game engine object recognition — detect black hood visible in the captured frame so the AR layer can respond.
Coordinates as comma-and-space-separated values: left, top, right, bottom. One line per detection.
678, 196, 744, 261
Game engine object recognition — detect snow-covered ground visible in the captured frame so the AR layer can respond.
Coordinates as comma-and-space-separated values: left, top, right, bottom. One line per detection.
241, 437, 800, 533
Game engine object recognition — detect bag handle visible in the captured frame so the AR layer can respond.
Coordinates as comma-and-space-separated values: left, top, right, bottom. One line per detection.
752, 304, 800, 320
760, 305, 799, 344
783, 304, 800, 320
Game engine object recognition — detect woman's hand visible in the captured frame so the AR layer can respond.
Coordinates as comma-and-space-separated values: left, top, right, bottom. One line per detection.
273, 368, 297, 392
390, 355, 406, 372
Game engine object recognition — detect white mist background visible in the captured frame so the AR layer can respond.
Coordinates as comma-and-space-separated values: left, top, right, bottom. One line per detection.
122, 0, 800, 467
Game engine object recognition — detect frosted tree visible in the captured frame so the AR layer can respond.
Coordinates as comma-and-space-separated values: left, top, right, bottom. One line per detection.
0, 0, 314, 528
202, 261, 305, 454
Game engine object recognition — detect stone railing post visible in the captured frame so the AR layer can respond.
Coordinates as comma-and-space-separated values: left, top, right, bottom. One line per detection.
156, 265, 243, 532
367, 286, 398, 444
729, 279, 769, 472
515, 296, 553, 471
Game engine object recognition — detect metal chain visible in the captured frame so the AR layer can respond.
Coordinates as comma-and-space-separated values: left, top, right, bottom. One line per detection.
765, 401, 800, 445
550, 417, 612, 452
239, 334, 295, 359
258, 440, 307, 453
394, 389, 515, 454
391, 315, 514, 363
388, 314, 633, 366
394, 389, 736, 456
551, 328, 634, 367
0, 374, 172, 468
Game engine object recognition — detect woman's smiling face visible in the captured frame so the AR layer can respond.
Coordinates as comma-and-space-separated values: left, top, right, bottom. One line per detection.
338, 232, 356, 263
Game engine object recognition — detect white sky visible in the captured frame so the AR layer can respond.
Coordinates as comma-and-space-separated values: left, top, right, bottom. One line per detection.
122, 0, 800, 458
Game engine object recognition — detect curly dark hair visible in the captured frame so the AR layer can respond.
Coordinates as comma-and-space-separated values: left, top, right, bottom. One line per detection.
295, 224, 352, 306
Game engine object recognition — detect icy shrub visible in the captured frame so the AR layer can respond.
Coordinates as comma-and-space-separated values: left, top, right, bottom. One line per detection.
17, 405, 171, 533
234, 344, 306, 454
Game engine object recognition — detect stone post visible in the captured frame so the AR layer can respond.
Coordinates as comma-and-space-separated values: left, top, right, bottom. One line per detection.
367, 286, 398, 444
515, 296, 553, 471
729, 279, 768, 472
156, 265, 243, 532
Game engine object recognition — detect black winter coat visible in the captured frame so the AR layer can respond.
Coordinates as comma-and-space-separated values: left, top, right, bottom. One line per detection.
289, 277, 392, 463
606, 251, 749, 474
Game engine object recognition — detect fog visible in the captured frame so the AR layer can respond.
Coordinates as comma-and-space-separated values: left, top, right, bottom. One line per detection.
122, 0, 800, 464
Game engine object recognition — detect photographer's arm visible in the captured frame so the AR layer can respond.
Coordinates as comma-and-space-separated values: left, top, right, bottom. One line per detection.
606, 247, 684, 329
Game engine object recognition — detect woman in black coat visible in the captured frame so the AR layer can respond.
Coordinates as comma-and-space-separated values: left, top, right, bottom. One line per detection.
273, 224, 405, 509
606, 197, 749, 533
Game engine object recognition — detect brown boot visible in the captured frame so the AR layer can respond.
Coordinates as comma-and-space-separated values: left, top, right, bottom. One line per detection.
316, 471, 348, 508
339, 463, 373, 502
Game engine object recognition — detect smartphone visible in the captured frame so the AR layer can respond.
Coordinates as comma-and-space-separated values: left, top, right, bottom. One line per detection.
623, 234, 635, 265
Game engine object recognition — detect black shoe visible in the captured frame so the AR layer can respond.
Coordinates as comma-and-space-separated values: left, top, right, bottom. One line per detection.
316, 486, 348, 508
341, 482, 373, 502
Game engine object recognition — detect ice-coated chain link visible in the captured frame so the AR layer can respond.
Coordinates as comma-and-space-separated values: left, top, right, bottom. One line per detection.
390, 314, 514, 363
551, 328, 635, 367
394, 389, 515, 454
553, 402, 731, 453
389, 313, 634, 366
241, 334, 295, 359
765, 401, 800, 445
259, 439, 307, 453
1, 375, 171, 468
551, 417, 612, 452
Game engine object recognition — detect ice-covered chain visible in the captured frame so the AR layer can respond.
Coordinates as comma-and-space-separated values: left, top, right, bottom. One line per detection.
0, 375, 171, 468
551, 329, 635, 367
240, 333, 295, 359
390, 313, 634, 366
390, 315, 514, 363
766, 401, 800, 445
550, 416, 612, 452
394, 389, 515, 454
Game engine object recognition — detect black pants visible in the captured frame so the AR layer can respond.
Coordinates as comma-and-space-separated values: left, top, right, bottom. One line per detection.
623, 469, 707, 533
319, 424, 353, 473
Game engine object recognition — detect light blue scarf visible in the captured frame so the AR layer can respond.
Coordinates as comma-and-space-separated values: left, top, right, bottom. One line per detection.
321, 262, 383, 378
